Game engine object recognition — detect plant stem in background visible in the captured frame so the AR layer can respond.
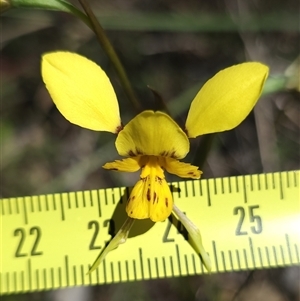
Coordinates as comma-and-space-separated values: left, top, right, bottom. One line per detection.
78, 0, 141, 111
192, 134, 214, 170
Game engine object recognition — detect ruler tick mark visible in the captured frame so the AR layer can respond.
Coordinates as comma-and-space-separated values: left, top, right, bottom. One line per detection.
110, 262, 114, 282
279, 172, 284, 200
30, 197, 34, 213
155, 257, 159, 277
22, 198, 28, 225
199, 180, 203, 196
272, 173, 276, 189
147, 258, 152, 278
103, 259, 107, 283
80, 265, 84, 285
249, 237, 256, 268
73, 266, 77, 286
97, 190, 102, 218
243, 176, 247, 204
273, 246, 279, 266
212, 241, 219, 272
243, 249, 248, 269
119, 261, 123, 281
250, 175, 254, 191
191, 254, 196, 274
206, 180, 211, 206
184, 181, 188, 198
213, 178, 217, 195
28, 259, 32, 290
184, 254, 189, 274
15, 197, 20, 214
58, 267, 62, 287
175, 244, 182, 275
265, 246, 271, 266
133, 260, 137, 280
264, 174, 268, 190
139, 248, 144, 279
258, 247, 263, 267
221, 251, 226, 271
8, 199, 12, 215
294, 244, 299, 263
285, 234, 293, 264
221, 177, 225, 194
280, 245, 285, 265
36, 269, 40, 290
13, 271, 17, 292
236, 250, 241, 270
43, 268, 47, 290
191, 181, 195, 197
65, 255, 69, 286
59, 194, 65, 221
169, 256, 174, 276
162, 257, 167, 277
236, 177, 239, 193
228, 250, 234, 271
50, 268, 54, 288
37, 196, 42, 212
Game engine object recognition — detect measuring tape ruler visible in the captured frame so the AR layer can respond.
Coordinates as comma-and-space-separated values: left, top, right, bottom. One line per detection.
0, 170, 299, 295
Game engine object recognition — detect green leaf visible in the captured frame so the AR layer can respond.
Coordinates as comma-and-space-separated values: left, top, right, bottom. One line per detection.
8, 0, 91, 27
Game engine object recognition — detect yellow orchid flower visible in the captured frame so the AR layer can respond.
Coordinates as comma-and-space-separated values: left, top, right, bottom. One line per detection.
41, 51, 269, 274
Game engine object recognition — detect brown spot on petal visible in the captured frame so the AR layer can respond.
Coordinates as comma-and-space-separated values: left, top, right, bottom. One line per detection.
160, 151, 168, 157
115, 123, 124, 134
136, 147, 143, 155
170, 150, 178, 159
165, 198, 169, 207
147, 188, 151, 201
128, 150, 136, 156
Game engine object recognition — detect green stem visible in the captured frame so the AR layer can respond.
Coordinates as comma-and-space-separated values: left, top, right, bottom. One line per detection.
192, 134, 215, 169
78, 0, 141, 111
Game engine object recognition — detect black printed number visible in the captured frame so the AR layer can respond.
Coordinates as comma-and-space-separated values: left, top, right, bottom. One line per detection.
14, 226, 43, 257
163, 215, 188, 243
88, 219, 116, 250
234, 205, 263, 235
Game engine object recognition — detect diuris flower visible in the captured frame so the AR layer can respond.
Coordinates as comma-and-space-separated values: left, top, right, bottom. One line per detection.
41, 52, 268, 273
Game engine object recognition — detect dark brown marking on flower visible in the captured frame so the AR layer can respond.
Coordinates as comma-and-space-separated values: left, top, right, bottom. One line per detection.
132, 196, 135, 200
153, 191, 157, 202
135, 147, 143, 155
109, 168, 119, 171
130, 210, 133, 214
159, 151, 168, 157
156, 176, 163, 184
170, 150, 178, 159
115, 123, 124, 134
188, 171, 196, 176
165, 198, 169, 207
184, 128, 189, 136
147, 188, 151, 201
128, 150, 136, 156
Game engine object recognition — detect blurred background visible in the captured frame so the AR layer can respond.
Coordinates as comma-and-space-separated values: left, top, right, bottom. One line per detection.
1, 0, 299, 300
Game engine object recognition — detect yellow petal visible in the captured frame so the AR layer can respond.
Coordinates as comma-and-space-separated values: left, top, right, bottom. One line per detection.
116, 110, 189, 159
185, 62, 269, 138
103, 157, 141, 172
126, 177, 173, 222
126, 156, 173, 222
41, 52, 121, 133
163, 158, 202, 179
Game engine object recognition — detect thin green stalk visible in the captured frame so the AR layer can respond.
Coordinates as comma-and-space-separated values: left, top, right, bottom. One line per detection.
192, 134, 215, 170
78, 0, 141, 111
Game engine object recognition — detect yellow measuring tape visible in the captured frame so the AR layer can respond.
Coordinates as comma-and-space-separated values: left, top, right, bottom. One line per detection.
1, 170, 299, 295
